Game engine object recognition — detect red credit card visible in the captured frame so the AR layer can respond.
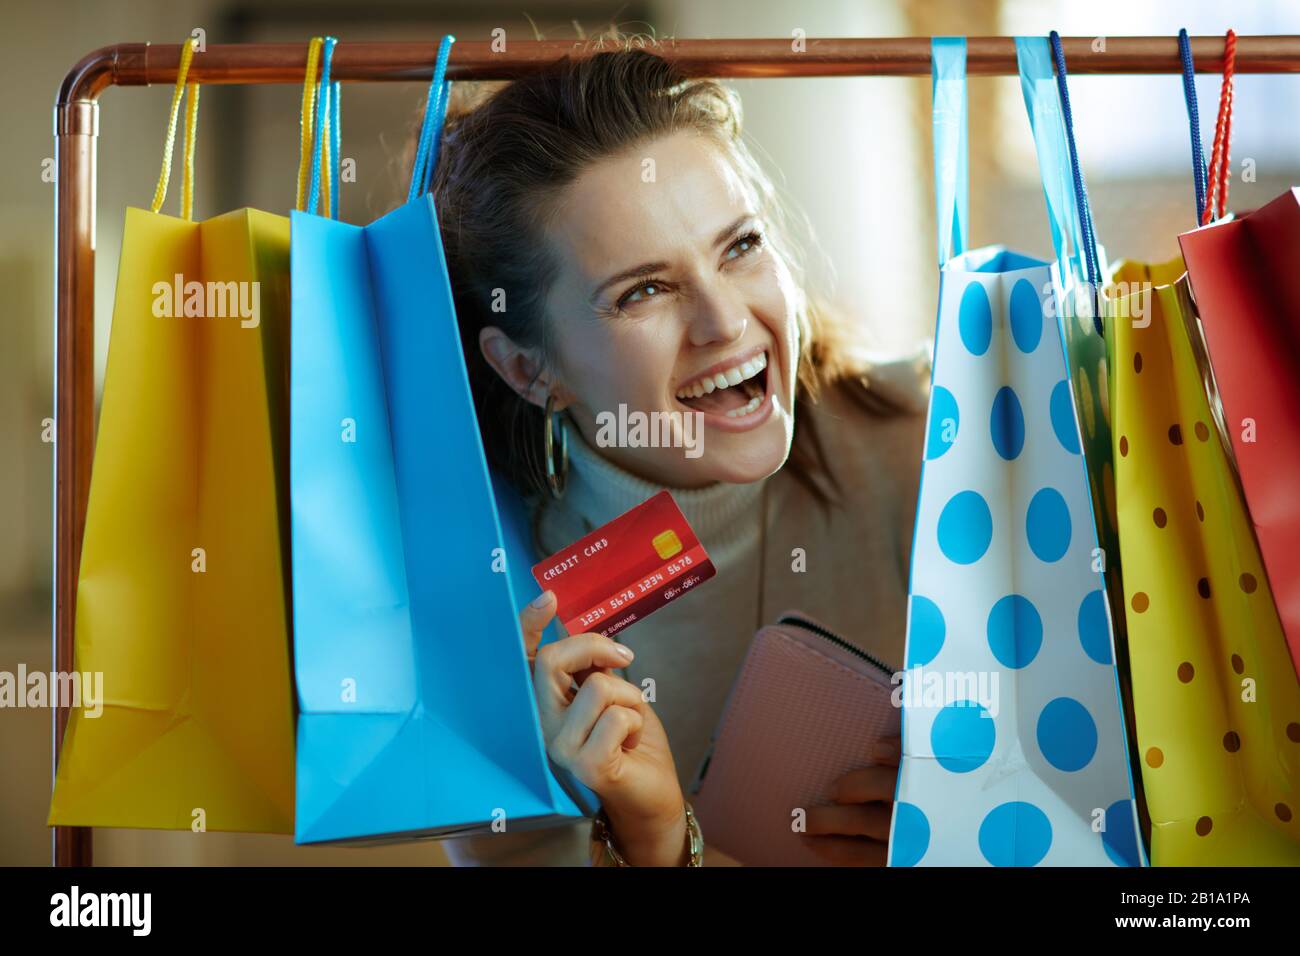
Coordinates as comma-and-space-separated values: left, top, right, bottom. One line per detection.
531, 490, 715, 638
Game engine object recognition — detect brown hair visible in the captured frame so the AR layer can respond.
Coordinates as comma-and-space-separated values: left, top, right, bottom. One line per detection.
425, 36, 910, 506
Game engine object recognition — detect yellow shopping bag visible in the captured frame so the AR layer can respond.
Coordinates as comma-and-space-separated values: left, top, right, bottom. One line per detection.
47, 38, 332, 832
1106, 257, 1300, 865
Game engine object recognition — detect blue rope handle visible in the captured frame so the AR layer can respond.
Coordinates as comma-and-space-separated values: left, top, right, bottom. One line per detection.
1049, 31, 1103, 335
307, 36, 338, 216
329, 79, 341, 220
408, 35, 456, 203
1179, 29, 1209, 224
421, 69, 454, 196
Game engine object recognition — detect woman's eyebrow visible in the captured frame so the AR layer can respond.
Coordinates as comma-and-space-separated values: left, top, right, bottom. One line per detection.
711, 213, 755, 248
587, 214, 756, 304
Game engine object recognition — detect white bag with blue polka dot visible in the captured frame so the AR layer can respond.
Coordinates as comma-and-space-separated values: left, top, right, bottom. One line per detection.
887, 38, 1145, 867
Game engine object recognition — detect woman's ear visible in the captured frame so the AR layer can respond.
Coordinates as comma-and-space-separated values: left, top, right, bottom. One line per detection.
479, 326, 570, 409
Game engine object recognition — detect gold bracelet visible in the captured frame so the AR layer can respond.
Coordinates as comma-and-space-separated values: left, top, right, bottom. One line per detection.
590, 802, 703, 867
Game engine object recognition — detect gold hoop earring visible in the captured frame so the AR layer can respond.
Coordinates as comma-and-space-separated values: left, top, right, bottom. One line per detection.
544, 394, 568, 500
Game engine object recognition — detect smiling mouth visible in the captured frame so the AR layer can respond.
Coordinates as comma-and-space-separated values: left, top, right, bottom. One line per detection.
674, 350, 769, 418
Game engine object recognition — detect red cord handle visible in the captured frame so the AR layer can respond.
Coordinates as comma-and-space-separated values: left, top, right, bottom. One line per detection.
1202, 30, 1237, 225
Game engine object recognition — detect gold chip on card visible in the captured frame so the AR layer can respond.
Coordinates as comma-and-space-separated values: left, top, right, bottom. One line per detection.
652, 529, 682, 559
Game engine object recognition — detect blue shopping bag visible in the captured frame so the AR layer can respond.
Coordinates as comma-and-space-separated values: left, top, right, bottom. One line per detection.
290, 36, 589, 844
887, 37, 1145, 867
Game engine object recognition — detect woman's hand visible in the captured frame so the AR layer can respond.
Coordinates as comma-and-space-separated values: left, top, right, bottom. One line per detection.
803, 734, 901, 866
519, 590, 688, 866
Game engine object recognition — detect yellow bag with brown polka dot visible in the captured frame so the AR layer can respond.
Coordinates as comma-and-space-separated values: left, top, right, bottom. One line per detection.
1106, 257, 1300, 865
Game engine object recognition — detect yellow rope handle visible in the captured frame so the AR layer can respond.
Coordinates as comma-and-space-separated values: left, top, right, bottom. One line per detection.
149, 36, 199, 216
180, 81, 200, 220
296, 37, 324, 212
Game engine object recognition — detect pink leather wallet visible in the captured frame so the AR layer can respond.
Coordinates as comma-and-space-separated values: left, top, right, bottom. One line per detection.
690, 611, 900, 866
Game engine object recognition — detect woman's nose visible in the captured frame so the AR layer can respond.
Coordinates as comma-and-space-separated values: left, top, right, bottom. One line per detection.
685, 283, 749, 348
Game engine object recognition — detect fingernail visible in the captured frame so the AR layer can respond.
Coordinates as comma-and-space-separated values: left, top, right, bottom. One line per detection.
612, 642, 634, 661
530, 590, 555, 609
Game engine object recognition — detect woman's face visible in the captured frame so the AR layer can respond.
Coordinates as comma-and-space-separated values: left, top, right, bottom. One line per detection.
504, 130, 801, 489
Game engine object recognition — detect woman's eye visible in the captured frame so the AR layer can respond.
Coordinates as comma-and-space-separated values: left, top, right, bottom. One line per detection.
725, 230, 764, 261
618, 280, 664, 309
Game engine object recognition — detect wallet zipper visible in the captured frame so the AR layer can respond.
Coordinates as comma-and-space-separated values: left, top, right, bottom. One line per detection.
776, 613, 894, 676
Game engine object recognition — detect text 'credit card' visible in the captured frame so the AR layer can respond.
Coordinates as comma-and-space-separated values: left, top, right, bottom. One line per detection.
531, 490, 716, 638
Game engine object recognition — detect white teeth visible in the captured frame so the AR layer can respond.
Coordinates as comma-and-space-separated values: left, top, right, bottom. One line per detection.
724, 394, 764, 418
675, 351, 769, 400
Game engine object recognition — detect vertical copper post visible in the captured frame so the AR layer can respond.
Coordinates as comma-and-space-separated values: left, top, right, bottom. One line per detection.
52, 53, 115, 867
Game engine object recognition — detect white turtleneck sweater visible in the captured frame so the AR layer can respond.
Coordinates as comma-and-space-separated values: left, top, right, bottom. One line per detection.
443, 355, 930, 866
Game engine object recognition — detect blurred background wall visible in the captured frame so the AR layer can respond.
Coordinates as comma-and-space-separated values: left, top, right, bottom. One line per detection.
2, 0, 1298, 865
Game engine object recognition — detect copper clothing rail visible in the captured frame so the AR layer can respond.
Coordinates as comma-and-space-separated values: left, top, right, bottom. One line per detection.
51, 34, 1300, 867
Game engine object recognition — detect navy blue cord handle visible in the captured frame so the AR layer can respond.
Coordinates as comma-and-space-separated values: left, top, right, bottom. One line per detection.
1048, 31, 1103, 336
1179, 28, 1209, 224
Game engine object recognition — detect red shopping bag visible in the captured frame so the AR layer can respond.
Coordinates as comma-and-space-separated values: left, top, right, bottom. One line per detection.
1178, 35, 1300, 682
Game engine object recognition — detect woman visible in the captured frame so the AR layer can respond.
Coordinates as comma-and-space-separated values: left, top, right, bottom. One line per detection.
430, 39, 929, 866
